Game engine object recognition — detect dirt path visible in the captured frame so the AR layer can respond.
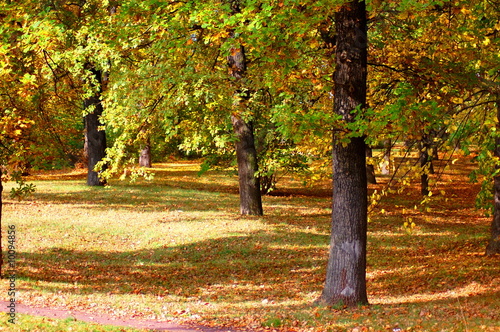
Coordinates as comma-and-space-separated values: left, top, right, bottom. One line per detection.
0, 301, 244, 332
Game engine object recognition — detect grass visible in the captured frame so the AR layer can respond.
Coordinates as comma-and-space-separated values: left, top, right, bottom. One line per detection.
1, 158, 499, 331
0, 313, 144, 332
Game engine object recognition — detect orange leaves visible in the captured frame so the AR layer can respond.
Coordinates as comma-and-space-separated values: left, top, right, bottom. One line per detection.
0, 113, 34, 142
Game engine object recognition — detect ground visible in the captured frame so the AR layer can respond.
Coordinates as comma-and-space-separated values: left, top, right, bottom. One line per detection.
1, 155, 499, 331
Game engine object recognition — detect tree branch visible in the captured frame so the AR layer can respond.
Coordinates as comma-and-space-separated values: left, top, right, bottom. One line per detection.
368, 62, 405, 73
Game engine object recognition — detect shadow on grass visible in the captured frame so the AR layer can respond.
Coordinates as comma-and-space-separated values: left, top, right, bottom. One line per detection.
16, 230, 329, 302
24, 179, 332, 217
10, 158, 499, 323
15, 221, 498, 308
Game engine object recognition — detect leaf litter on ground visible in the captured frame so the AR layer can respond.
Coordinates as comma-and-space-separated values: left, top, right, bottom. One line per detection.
1, 157, 499, 331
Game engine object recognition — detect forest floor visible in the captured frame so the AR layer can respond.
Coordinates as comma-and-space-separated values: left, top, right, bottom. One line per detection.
0, 300, 232, 331
0, 154, 499, 331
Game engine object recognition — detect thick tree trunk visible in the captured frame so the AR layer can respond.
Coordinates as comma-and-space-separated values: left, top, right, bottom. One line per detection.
231, 114, 263, 215
486, 101, 500, 255
226, 4, 263, 215
84, 68, 107, 186
317, 0, 369, 307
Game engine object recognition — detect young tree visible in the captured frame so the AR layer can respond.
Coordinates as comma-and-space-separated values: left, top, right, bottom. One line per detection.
317, 0, 369, 307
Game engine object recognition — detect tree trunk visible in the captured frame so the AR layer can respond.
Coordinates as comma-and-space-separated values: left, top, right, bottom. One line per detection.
84, 4, 116, 185
366, 146, 376, 184
487, 174, 500, 255
317, 0, 369, 307
380, 139, 391, 175
84, 68, 107, 186
231, 114, 263, 215
226, 2, 263, 216
139, 139, 152, 168
428, 132, 435, 174
431, 129, 439, 163
486, 100, 500, 255
419, 135, 431, 196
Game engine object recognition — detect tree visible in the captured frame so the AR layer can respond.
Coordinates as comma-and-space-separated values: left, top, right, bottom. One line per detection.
373, 0, 500, 254
2, 1, 118, 186
84, 3, 118, 186
487, 97, 500, 255
317, 0, 369, 307
94, 0, 337, 214
227, 1, 263, 215
139, 137, 152, 168
0, 1, 45, 276
419, 134, 432, 196
84, 67, 107, 186
231, 112, 263, 215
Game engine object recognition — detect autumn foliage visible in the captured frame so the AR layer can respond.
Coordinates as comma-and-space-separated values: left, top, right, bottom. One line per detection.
0, 0, 499, 330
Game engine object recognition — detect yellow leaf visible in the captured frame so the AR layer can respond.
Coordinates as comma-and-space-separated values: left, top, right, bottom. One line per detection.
460, 7, 471, 15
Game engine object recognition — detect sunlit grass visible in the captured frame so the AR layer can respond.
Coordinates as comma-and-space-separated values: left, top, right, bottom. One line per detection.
1, 159, 499, 331
0, 314, 145, 332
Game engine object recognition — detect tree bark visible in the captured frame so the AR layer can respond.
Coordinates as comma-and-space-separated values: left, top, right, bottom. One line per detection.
317, 0, 369, 307
231, 114, 263, 215
419, 135, 431, 196
486, 100, 500, 255
84, 68, 107, 186
227, 2, 263, 216
487, 174, 500, 255
84, 4, 116, 185
139, 139, 152, 168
